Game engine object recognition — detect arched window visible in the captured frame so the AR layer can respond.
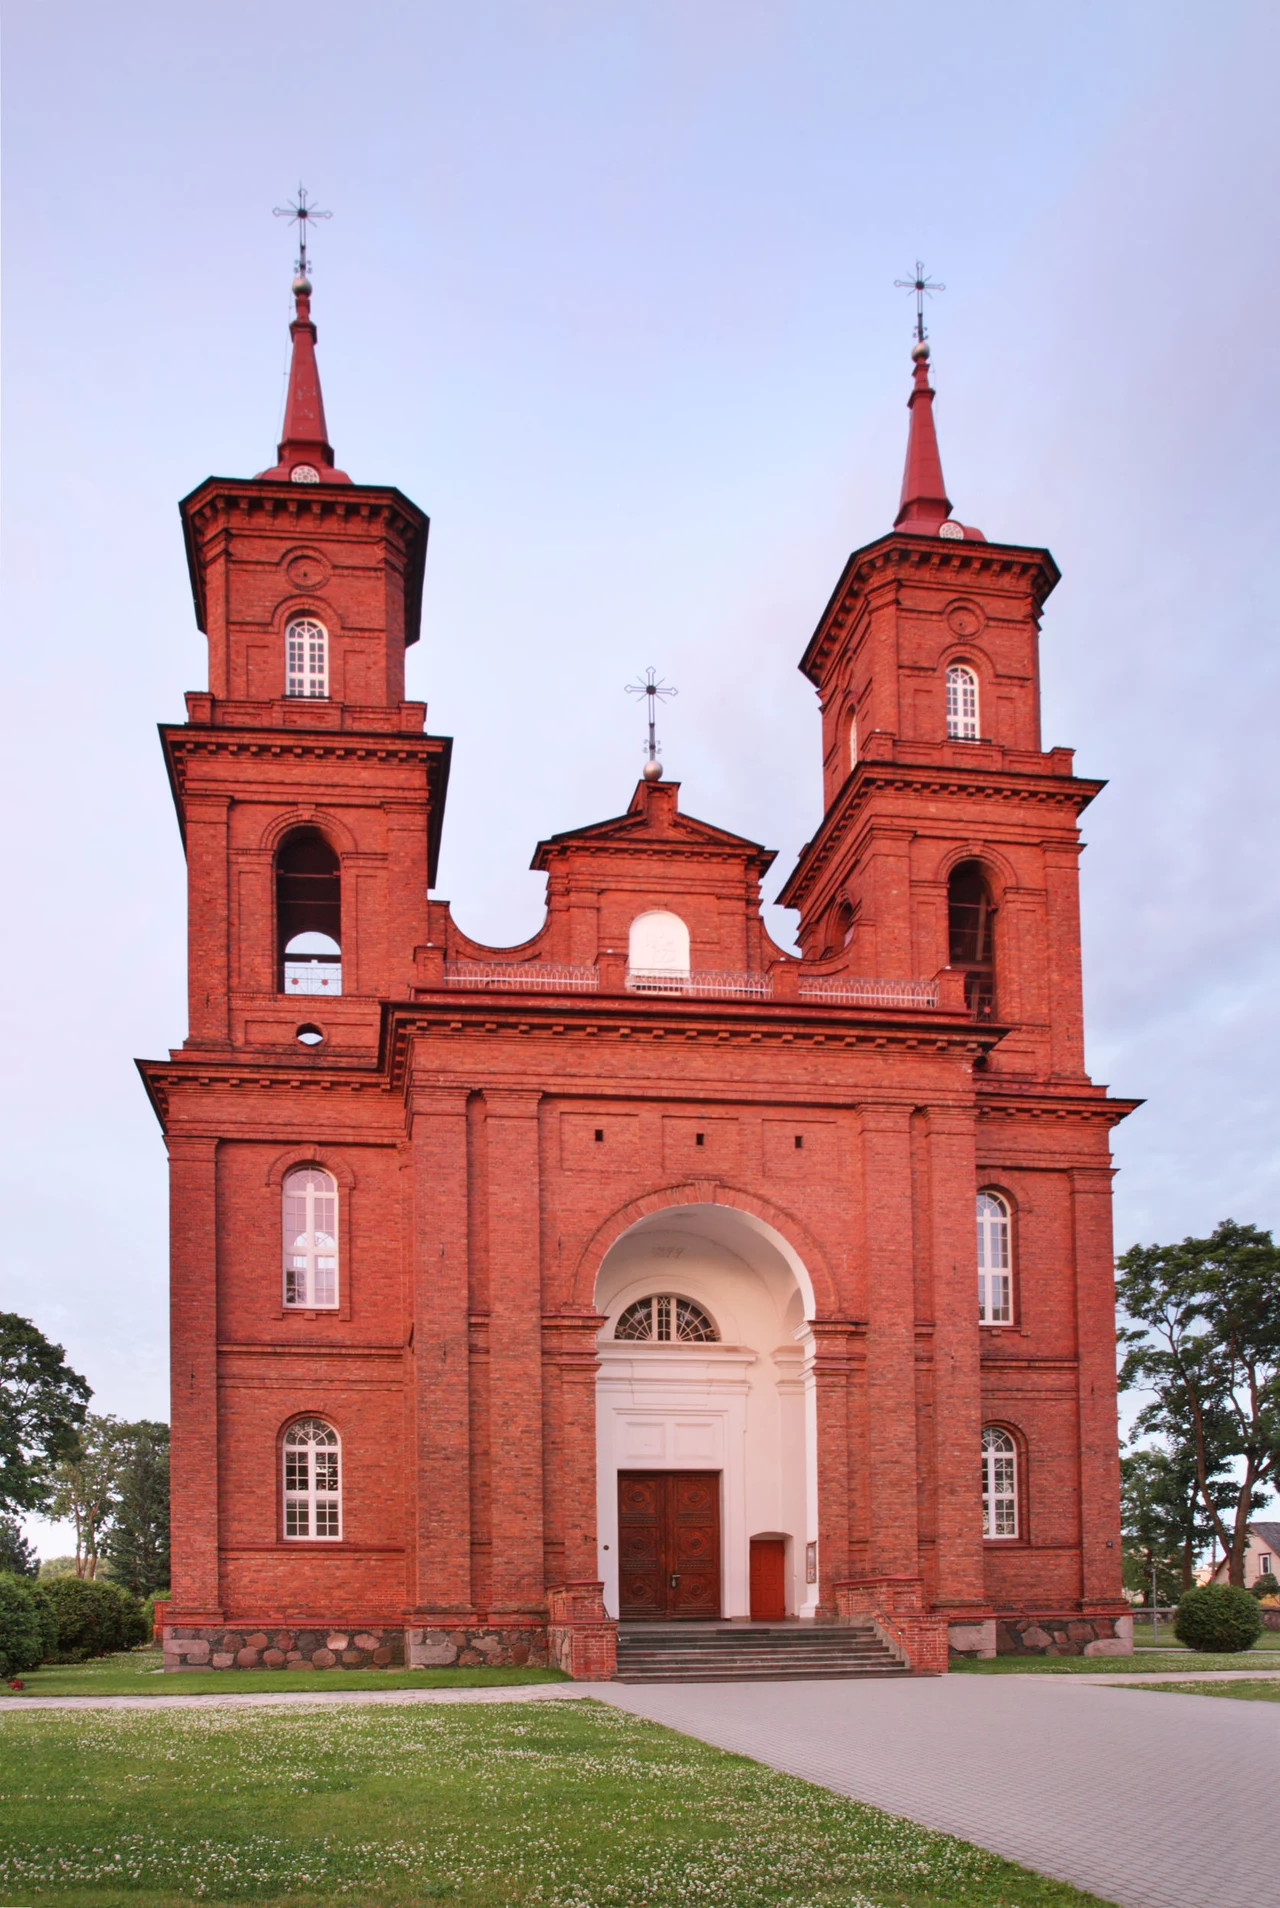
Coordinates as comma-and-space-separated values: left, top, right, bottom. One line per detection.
948, 860, 994, 1019
614, 1295, 718, 1343
822, 898, 856, 958
847, 707, 858, 770
286, 617, 329, 698
981, 1427, 1018, 1539
283, 1167, 338, 1309
977, 1191, 1012, 1324
277, 830, 342, 996
283, 1418, 341, 1539
946, 664, 979, 740
628, 911, 691, 991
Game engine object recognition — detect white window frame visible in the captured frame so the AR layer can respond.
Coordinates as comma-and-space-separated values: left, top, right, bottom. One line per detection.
946, 663, 979, 740
285, 617, 329, 698
848, 706, 858, 770
982, 1426, 1019, 1539
283, 1417, 342, 1540
1259, 1553, 1273, 1575
977, 1190, 1012, 1324
613, 1295, 718, 1343
282, 1167, 339, 1310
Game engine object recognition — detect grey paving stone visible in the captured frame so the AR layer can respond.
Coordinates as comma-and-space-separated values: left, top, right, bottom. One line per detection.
593, 1674, 1275, 1908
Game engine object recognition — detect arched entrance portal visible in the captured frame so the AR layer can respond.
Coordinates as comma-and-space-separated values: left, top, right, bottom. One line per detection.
594, 1203, 818, 1623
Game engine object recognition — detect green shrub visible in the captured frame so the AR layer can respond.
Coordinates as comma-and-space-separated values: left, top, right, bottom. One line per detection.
0, 1572, 46, 1677
1174, 1583, 1263, 1653
1249, 1576, 1279, 1599
34, 1574, 147, 1661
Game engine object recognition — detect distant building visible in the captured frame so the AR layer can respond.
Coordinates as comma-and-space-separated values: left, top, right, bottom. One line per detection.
1207, 1523, 1280, 1589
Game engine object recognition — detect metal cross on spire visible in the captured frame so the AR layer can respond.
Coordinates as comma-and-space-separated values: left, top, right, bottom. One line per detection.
625, 667, 678, 781
273, 185, 332, 279
894, 260, 945, 343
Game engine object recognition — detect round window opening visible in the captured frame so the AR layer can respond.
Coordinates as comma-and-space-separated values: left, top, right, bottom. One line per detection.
296, 1024, 325, 1047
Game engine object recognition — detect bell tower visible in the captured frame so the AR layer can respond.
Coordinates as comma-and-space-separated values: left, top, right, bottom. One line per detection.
167, 270, 451, 1054
778, 339, 1099, 1083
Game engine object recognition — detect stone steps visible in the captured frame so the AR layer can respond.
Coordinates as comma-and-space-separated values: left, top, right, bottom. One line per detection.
614, 1622, 910, 1682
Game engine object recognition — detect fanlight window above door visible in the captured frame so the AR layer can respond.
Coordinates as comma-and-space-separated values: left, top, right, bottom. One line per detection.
614, 1295, 718, 1343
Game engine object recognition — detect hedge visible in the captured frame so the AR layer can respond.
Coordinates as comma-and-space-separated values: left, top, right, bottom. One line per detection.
32, 1574, 147, 1661
0, 1573, 46, 1678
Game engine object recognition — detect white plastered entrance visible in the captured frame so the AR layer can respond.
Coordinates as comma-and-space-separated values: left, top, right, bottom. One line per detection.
594, 1202, 819, 1621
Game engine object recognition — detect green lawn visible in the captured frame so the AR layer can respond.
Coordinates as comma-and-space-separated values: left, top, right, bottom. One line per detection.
1119, 1678, 1280, 1703
0, 1699, 1109, 1907
4, 1647, 565, 1698
951, 1651, 1280, 1675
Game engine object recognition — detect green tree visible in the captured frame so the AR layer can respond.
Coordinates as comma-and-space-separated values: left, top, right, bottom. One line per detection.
0, 1515, 37, 1578
101, 1421, 170, 1596
0, 1313, 90, 1515
48, 1415, 129, 1579
1118, 1219, 1280, 1585
1119, 1446, 1231, 1602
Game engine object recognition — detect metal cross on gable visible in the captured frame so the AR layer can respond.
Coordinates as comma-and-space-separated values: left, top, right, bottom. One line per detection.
273, 185, 332, 278
625, 667, 678, 771
894, 260, 945, 343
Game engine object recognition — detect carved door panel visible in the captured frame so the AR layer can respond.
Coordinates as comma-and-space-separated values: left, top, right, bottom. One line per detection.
618, 1471, 721, 1619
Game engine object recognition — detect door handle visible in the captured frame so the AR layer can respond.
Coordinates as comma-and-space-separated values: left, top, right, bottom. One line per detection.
669, 1574, 680, 1587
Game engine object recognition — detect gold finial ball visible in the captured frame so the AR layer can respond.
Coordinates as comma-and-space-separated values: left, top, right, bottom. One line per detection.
911, 339, 930, 361
642, 758, 663, 782
293, 273, 312, 296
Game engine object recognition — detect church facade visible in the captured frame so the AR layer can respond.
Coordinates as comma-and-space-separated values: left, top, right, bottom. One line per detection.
143, 272, 1135, 1677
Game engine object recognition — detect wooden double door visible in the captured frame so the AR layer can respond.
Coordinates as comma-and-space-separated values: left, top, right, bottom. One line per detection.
618, 1471, 721, 1619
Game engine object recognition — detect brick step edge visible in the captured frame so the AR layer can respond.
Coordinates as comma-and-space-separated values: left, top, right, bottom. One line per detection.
614, 1667, 912, 1682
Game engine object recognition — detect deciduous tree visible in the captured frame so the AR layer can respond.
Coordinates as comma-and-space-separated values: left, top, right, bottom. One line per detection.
0, 1313, 90, 1515
1118, 1220, 1280, 1585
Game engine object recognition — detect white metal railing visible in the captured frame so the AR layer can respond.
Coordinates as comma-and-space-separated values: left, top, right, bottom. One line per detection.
444, 961, 599, 992
626, 968, 772, 999
284, 961, 343, 997
799, 977, 938, 1008
438, 961, 936, 1009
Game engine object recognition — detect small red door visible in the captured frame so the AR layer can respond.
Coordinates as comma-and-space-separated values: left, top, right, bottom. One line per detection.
749, 1538, 786, 1620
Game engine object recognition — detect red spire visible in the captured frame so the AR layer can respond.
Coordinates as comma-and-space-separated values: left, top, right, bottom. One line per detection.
256, 275, 351, 485
894, 341, 952, 532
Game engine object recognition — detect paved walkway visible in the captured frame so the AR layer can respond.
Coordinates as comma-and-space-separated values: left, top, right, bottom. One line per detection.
3, 1672, 1276, 1906
594, 1674, 1276, 1908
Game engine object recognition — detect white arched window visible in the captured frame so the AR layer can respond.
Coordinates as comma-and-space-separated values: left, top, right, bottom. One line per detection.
981, 1427, 1018, 1539
283, 1167, 338, 1309
283, 1418, 341, 1539
628, 911, 691, 989
614, 1295, 718, 1343
847, 707, 858, 770
977, 1191, 1012, 1324
286, 617, 329, 698
946, 664, 979, 740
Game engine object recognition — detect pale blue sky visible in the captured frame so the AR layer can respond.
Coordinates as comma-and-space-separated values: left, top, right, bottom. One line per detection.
4, 3, 1278, 1547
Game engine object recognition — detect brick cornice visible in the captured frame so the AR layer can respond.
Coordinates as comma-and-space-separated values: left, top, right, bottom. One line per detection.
778, 757, 1105, 913
800, 533, 1060, 686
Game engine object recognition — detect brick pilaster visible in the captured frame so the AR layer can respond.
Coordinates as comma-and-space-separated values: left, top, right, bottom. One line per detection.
409, 1085, 473, 1613
858, 1104, 919, 1575
484, 1090, 545, 1611
168, 1134, 222, 1620
925, 1105, 986, 1611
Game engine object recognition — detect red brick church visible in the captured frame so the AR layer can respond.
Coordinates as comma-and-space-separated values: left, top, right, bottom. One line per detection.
143, 264, 1135, 1677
